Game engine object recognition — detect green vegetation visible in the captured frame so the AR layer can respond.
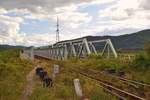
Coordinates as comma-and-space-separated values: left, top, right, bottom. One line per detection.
29, 60, 78, 100
79, 76, 117, 100
30, 42, 149, 99
1, 42, 150, 100
29, 60, 117, 100
132, 42, 150, 69
87, 53, 102, 59
126, 42, 150, 84
0, 49, 33, 100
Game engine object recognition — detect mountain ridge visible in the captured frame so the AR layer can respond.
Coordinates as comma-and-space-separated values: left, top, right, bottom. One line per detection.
0, 45, 26, 50
58, 29, 150, 50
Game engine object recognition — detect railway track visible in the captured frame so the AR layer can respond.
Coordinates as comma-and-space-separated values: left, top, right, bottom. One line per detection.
88, 68, 150, 88
71, 68, 148, 100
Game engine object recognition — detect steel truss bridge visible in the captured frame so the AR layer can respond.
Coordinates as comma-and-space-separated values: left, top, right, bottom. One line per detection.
22, 38, 118, 60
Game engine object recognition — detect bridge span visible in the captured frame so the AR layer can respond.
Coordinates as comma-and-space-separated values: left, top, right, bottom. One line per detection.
21, 38, 118, 60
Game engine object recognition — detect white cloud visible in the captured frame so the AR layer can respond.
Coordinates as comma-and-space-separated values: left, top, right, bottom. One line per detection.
97, 0, 150, 35
0, 15, 23, 37
0, 0, 94, 46
25, 4, 92, 29
0, 0, 92, 13
0, 0, 150, 46
140, 0, 150, 10
0, 8, 7, 14
0, 15, 24, 45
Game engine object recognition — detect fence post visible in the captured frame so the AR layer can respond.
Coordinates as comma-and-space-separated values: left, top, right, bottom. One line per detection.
52, 64, 59, 79
74, 79, 83, 98
30, 46, 34, 60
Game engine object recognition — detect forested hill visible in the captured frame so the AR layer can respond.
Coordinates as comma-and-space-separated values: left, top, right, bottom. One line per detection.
0, 45, 25, 50
113, 29, 150, 50
83, 29, 150, 50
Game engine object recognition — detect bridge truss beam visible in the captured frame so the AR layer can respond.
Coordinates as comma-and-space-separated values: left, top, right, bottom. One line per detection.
22, 38, 118, 60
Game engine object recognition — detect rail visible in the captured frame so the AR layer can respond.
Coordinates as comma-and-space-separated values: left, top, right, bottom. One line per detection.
72, 69, 146, 100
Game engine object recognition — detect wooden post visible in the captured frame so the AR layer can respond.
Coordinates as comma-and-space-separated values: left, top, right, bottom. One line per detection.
74, 79, 83, 98
30, 47, 34, 60
52, 64, 59, 79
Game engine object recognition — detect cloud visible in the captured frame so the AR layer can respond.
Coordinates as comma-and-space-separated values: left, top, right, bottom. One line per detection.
0, 15, 25, 45
0, 0, 150, 46
24, 4, 92, 29
0, 15, 53, 46
0, 0, 92, 13
0, 8, 7, 14
55, 6, 92, 28
140, 0, 150, 10
0, 0, 95, 46
0, 15, 23, 37
96, 0, 150, 36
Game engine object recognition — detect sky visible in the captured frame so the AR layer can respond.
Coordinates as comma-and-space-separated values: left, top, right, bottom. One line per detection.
0, 0, 150, 46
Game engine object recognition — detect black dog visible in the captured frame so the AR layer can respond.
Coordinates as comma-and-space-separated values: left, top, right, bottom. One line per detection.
36, 67, 47, 80
35, 67, 53, 87
36, 67, 43, 75
39, 70, 47, 80
43, 75, 53, 87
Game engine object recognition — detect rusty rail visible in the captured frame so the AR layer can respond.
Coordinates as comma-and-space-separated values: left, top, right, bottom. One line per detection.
72, 69, 146, 100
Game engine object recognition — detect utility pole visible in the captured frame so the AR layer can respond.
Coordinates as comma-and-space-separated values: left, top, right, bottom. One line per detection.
56, 17, 60, 43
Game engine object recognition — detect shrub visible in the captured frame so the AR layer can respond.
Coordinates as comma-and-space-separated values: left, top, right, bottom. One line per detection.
131, 42, 150, 70
132, 53, 150, 70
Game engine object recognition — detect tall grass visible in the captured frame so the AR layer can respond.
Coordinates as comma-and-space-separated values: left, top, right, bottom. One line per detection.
29, 59, 117, 100
0, 49, 33, 100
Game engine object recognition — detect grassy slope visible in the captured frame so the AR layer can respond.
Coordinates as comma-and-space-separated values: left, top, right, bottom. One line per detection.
0, 49, 33, 100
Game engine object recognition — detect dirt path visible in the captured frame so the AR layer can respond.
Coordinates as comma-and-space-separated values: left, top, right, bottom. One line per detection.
21, 67, 36, 100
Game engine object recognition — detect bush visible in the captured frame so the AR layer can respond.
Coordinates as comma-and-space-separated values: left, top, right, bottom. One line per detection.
131, 42, 150, 70
132, 53, 150, 70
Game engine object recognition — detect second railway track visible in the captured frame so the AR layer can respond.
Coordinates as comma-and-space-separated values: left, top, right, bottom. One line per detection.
71, 68, 149, 100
